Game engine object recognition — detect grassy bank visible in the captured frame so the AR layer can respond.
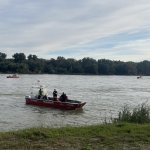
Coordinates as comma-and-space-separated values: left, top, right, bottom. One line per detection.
0, 123, 150, 150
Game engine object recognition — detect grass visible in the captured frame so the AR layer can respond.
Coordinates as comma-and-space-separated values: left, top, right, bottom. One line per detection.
0, 123, 150, 150
114, 103, 150, 124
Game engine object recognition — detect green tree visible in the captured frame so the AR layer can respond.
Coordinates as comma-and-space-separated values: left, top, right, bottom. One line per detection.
28, 54, 38, 61
115, 62, 127, 75
137, 61, 150, 75
98, 59, 115, 75
125, 62, 137, 75
55, 56, 68, 73
81, 57, 98, 74
16, 63, 29, 73
28, 59, 46, 73
13, 53, 26, 63
0, 52, 7, 61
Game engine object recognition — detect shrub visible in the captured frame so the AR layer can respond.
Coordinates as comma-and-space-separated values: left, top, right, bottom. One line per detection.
115, 103, 150, 124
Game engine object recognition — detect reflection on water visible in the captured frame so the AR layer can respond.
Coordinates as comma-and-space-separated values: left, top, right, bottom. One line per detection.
0, 74, 150, 131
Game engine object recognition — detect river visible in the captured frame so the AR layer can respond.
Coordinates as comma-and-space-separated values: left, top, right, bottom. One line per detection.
0, 74, 150, 131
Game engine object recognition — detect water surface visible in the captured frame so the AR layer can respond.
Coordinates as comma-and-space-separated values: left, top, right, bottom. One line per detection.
0, 74, 150, 131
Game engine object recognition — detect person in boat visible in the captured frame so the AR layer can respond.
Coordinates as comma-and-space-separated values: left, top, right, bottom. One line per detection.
64, 93, 68, 101
53, 89, 58, 101
60, 92, 68, 102
38, 88, 43, 99
38, 87, 48, 100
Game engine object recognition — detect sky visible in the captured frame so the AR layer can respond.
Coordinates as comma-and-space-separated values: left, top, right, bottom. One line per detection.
0, 0, 150, 62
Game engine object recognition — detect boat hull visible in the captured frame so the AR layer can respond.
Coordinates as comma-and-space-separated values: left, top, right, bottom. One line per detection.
25, 97, 86, 110
7, 76, 19, 78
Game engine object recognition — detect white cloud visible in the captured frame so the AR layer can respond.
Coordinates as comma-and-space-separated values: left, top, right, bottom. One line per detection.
77, 38, 150, 62
0, 0, 150, 61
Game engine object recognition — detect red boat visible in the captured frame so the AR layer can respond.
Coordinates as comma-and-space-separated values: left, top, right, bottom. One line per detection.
25, 96, 86, 110
7, 74, 19, 78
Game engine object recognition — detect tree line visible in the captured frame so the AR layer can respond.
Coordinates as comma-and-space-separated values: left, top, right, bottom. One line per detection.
0, 52, 150, 75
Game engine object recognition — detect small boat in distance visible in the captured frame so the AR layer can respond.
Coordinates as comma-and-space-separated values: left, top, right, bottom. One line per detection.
7, 74, 19, 78
137, 76, 142, 79
25, 86, 86, 110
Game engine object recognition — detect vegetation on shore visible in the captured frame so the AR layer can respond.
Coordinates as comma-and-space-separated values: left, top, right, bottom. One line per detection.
114, 103, 150, 124
0, 123, 150, 150
1, 52, 150, 75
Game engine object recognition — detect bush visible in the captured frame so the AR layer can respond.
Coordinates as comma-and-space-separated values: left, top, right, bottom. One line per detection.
115, 103, 150, 124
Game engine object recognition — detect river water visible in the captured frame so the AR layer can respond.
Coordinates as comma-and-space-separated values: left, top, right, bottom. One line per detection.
0, 74, 150, 131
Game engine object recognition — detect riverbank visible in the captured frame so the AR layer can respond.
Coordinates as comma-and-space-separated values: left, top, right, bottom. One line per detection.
0, 123, 150, 150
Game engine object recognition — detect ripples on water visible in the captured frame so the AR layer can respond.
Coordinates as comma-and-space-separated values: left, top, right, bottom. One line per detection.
0, 74, 150, 131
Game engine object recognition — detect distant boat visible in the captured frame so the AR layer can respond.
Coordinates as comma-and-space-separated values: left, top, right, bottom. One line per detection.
6, 74, 19, 78
137, 76, 142, 79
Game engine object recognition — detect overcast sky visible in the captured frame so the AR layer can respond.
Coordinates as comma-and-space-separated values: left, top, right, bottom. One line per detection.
0, 0, 150, 61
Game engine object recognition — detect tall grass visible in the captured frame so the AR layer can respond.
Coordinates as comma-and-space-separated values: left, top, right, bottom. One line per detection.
115, 103, 150, 124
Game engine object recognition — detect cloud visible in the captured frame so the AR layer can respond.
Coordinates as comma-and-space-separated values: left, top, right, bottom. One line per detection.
0, 0, 150, 61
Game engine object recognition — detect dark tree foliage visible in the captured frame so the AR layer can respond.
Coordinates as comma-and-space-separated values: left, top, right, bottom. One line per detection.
98, 59, 115, 75
55, 56, 68, 74
13, 53, 26, 63
27, 58, 45, 74
137, 60, 150, 75
0, 52, 7, 61
0, 52, 150, 75
82, 57, 98, 74
28, 54, 38, 61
